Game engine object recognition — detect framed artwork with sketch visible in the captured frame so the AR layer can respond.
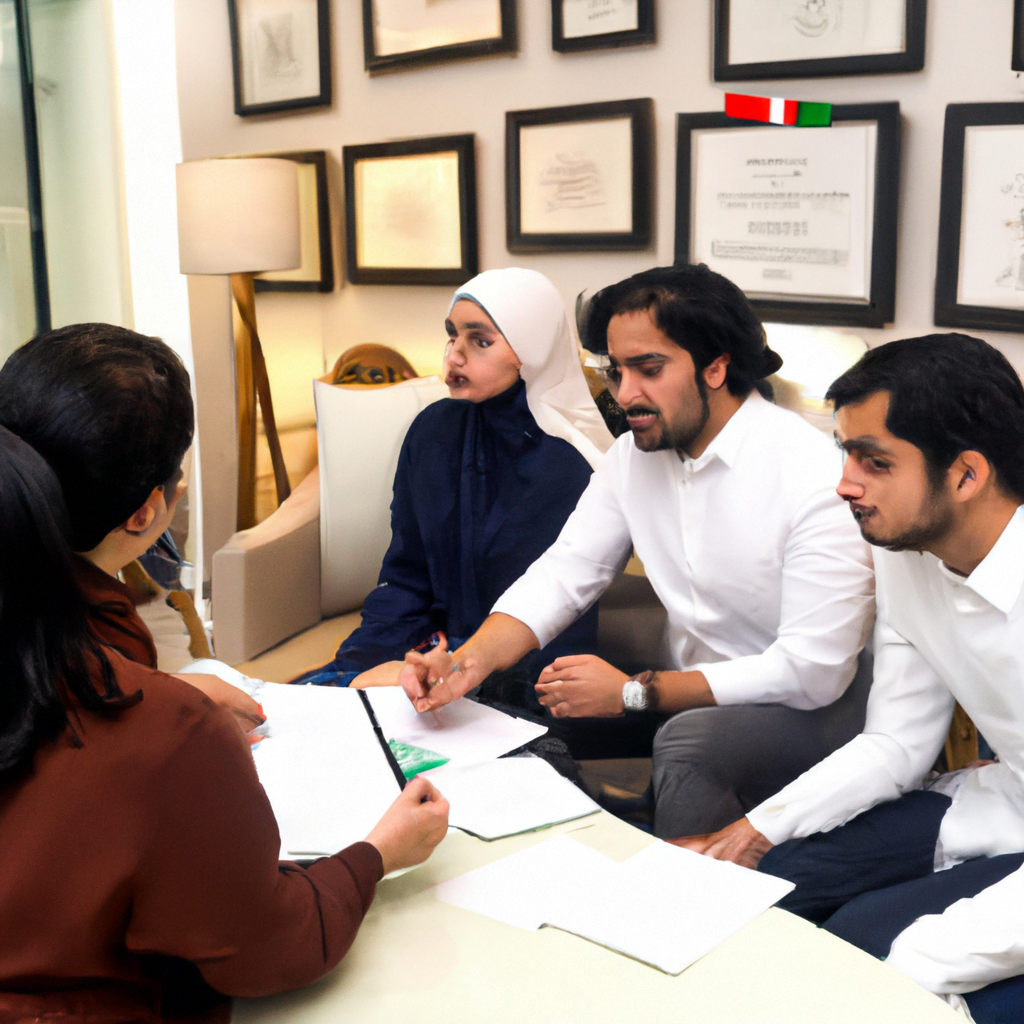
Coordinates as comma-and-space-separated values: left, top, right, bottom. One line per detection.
551, 0, 655, 53
227, 0, 331, 116
343, 134, 478, 286
505, 98, 653, 252
934, 103, 1024, 333
713, 0, 926, 81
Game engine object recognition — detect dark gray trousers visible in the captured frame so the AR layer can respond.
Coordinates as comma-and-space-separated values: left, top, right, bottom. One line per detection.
652, 650, 873, 839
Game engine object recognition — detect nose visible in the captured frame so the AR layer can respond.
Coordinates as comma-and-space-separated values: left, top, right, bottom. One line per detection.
446, 335, 467, 366
836, 455, 865, 502
614, 369, 643, 409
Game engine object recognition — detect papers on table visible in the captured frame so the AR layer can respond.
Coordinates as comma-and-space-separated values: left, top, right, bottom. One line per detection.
365, 686, 547, 772
435, 835, 795, 975
432, 757, 599, 840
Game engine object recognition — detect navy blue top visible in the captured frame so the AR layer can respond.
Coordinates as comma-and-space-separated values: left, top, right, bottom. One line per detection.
300, 379, 597, 684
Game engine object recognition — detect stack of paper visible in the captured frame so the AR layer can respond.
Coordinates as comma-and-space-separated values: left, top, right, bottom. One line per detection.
435, 835, 794, 974
431, 757, 599, 840
365, 686, 548, 771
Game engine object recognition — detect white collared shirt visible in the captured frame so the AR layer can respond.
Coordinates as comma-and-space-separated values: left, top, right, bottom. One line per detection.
748, 506, 1024, 995
493, 392, 874, 709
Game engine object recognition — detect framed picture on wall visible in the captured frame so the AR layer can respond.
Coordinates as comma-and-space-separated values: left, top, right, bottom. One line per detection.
935, 103, 1024, 333
227, 0, 331, 116
675, 102, 901, 328
506, 98, 653, 252
713, 0, 926, 81
551, 0, 655, 53
362, 0, 516, 74
343, 134, 478, 285
249, 151, 333, 293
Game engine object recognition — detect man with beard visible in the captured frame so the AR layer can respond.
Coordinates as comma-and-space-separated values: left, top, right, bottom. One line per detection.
399, 263, 875, 837
676, 334, 1024, 1023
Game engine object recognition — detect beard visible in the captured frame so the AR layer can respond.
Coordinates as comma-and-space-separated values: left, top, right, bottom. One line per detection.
854, 489, 956, 552
625, 374, 710, 454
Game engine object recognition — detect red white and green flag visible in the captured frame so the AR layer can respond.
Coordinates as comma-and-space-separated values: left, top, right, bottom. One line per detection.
724, 92, 832, 127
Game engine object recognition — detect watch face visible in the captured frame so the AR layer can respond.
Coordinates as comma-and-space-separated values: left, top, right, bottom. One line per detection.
623, 679, 647, 711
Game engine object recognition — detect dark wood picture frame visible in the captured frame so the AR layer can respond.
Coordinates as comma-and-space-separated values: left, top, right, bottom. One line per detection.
252, 151, 334, 293
674, 102, 901, 328
713, 0, 926, 81
227, 0, 332, 116
506, 98, 653, 253
551, 0, 655, 53
1013, 0, 1024, 71
362, 0, 516, 74
343, 134, 478, 286
934, 103, 1024, 333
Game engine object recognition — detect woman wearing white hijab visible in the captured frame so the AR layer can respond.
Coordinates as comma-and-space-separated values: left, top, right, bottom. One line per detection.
293, 268, 614, 700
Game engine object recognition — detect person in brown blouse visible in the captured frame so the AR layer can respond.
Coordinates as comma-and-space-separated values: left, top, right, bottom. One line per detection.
0, 326, 450, 1023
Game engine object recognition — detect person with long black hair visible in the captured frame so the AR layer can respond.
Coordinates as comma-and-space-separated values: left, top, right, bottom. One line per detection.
0, 330, 448, 1023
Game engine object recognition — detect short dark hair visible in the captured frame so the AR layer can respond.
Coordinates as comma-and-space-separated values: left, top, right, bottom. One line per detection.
826, 333, 1024, 501
0, 323, 194, 551
580, 264, 782, 397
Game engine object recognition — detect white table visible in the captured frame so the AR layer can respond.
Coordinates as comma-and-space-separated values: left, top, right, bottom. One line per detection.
233, 812, 959, 1024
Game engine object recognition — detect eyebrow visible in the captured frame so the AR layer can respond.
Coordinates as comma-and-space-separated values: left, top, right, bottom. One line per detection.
446, 318, 497, 332
608, 353, 669, 367
834, 432, 897, 457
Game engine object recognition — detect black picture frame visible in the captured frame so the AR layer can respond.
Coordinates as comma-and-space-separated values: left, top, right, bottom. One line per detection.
506, 98, 653, 253
674, 102, 901, 328
227, 0, 332, 117
251, 151, 333, 293
551, 0, 655, 53
343, 134, 478, 286
1013, 0, 1024, 71
362, 0, 517, 74
713, 0, 926, 81
934, 103, 1024, 333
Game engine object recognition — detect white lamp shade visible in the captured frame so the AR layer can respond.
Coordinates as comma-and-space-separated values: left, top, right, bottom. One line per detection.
176, 158, 301, 275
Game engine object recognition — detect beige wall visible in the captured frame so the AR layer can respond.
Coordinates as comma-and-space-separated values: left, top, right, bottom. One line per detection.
174, 0, 1024, 569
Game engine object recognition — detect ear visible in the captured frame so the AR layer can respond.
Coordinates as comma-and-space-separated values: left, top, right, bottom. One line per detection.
123, 486, 164, 536
948, 450, 990, 504
702, 354, 731, 391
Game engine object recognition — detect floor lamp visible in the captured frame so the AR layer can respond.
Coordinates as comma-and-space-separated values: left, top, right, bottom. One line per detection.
176, 157, 299, 531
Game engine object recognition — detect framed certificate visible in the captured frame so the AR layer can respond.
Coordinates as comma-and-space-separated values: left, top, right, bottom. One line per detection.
227, 0, 331, 116
935, 104, 1024, 333
714, 0, 926, 81
253, 151, 334, 293
551, 0, 655, 53
343, 134, 478, 286
1014, 0, 1024, 71
362, 0, 516, 73
675, 102, 900, 328
506, 98, 653, 252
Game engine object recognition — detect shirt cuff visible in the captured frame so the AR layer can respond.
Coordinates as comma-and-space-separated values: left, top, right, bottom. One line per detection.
696, 658, 778, 707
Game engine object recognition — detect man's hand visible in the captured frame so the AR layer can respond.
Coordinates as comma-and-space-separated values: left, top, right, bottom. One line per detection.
535, 655, 629, 718
174, 673, 265, 731
350, 661, 406, 689
398, 639, 488, 713
671, 817, 773, 870
364, 776, 450, 874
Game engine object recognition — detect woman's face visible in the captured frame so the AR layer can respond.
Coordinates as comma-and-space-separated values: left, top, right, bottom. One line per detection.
443, 299, 522, 402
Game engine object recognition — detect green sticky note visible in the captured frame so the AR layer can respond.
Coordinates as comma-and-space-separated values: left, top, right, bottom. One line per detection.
795, 102, 832, 127
388, 738, 450, 779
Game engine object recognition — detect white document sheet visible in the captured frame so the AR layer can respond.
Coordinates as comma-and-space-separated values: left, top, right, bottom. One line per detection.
432, 757, 599, 840
435, 835, 794, 975
178, 663, 402, 861
365, 686, 547, 771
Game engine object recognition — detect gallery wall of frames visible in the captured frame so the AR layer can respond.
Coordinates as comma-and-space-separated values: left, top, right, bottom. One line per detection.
175, 0, 1024, 439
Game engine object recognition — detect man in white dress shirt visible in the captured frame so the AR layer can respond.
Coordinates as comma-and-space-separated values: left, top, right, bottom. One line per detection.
400, 264, 874, 836
678, 333, 1024, 1022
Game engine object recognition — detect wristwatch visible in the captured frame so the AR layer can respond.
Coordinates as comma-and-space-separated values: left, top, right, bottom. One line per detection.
622, 670, 658, 712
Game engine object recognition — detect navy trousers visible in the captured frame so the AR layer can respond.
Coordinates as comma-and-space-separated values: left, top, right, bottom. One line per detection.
758, 790, 1024, 1024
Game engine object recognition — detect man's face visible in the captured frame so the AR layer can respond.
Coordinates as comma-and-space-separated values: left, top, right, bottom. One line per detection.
605, 309, 710, 454
835, 391, 955, 551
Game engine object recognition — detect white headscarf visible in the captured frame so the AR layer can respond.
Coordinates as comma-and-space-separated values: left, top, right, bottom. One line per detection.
450, 268, 614, 469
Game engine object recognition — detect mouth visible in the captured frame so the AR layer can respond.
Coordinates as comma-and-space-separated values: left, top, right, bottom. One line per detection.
445, 372, 469, 389
848, 502, 875, 522
625, 407, 659, 431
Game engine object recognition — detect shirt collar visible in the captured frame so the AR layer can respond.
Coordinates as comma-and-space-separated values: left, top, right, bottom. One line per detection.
946, 505, 1024, 614
686, 391, 762, 473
